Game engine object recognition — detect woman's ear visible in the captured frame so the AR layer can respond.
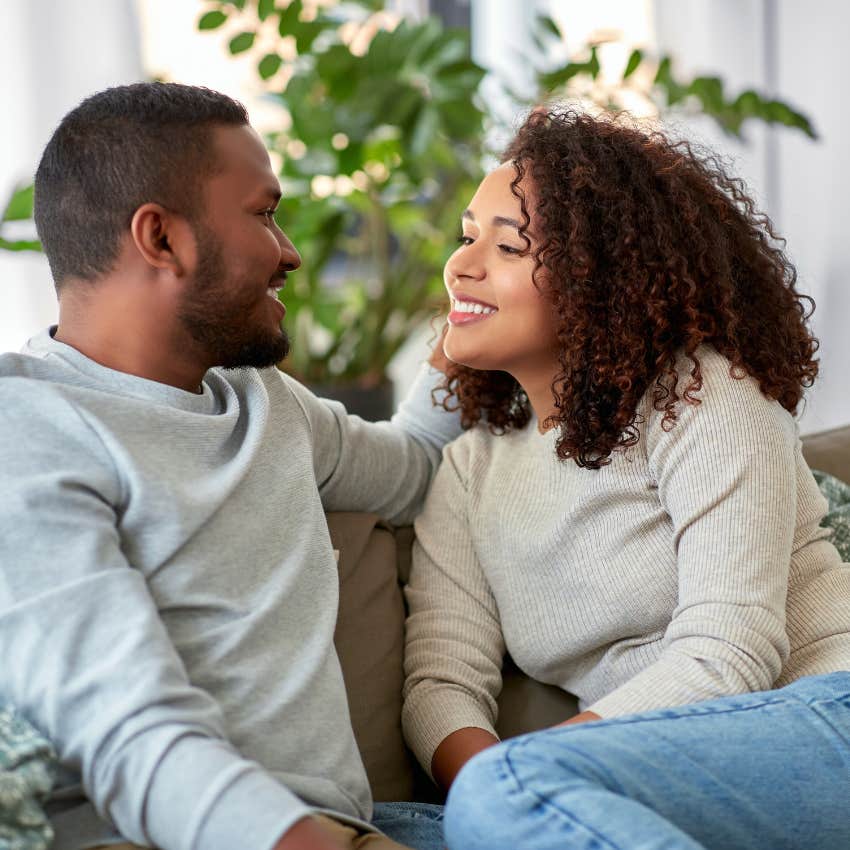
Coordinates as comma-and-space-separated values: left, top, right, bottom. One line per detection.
129, 203, 195, 278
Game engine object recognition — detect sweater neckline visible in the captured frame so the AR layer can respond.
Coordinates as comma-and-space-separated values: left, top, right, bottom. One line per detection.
25, 327, 219, 413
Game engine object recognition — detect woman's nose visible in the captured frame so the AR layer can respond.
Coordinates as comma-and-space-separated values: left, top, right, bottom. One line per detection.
446, 244, 485, 285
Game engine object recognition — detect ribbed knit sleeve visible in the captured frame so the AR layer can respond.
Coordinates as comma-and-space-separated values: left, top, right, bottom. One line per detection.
402, 439, 505, 777
588, 349, 797, 718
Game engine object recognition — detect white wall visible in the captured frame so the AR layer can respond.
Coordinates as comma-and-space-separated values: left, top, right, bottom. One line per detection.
0, 1, 144, 353
653, 0, 850, 433
3, 1, 846, 431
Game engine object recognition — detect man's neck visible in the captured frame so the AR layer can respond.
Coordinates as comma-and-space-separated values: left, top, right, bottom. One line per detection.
56, 289, 208, 393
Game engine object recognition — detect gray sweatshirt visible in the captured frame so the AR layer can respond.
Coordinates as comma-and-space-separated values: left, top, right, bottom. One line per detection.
0, 329, 458, 850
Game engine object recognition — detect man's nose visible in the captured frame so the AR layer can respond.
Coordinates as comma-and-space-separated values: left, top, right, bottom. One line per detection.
277, 230, 301, 271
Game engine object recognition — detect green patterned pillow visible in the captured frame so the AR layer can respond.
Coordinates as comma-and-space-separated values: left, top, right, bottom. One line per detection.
812, 470, 850, 561
0, 706, 55, 850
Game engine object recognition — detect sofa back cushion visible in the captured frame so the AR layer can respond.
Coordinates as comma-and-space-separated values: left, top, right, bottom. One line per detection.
329, 512, 415, 802
802, 424, 850, 483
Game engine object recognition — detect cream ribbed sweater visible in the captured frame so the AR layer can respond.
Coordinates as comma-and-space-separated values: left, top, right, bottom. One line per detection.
402, 346, 850, 773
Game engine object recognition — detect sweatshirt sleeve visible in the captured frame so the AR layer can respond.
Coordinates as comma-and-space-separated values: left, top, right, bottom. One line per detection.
283, 364, 463, 526
401, 439, 505, 777
0, 385, 310, 850
588, 349, 796, 718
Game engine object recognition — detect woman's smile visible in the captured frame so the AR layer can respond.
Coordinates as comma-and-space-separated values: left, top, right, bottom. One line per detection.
448, 295, 498, 325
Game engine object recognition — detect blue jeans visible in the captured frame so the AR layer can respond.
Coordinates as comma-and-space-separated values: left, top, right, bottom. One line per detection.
444, 672, 850, 850
372, 801, 444, 850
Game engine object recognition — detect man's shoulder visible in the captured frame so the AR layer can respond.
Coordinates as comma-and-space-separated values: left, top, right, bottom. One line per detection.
0, 350, 71, 406
0, 352, 102, 443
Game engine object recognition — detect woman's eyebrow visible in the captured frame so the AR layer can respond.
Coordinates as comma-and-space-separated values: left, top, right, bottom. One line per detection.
462, 210, 521, 230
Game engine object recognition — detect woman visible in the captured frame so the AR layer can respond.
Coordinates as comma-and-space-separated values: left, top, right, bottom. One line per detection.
401, 107, 850, 850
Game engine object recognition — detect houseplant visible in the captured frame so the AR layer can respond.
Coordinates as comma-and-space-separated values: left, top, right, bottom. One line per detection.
1, 3, 817, 420
199, 0, 488, 416
0, 184, 40, 252
195, 1, 816, 417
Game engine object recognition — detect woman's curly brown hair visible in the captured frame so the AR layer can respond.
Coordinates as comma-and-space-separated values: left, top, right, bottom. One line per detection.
436, 107, 819, 469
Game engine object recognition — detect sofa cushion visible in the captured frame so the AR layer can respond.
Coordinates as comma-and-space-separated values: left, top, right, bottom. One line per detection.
811, 470, 850, 560
802, 424, 850, 483
327, 512, 415, 802
0, 704, 55, 850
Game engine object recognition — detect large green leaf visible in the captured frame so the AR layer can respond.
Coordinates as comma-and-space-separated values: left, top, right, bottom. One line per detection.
229, 31, 256, 54
623, 48, 642, 80
2, 184, 35, 222
409, 104, 440, 158
258, 52, 283, 79
0, 236, 41, 252
688, 76, 724, 112
198, 10, 228, 30
257, 0, 275, 21
536, 14, 563, 40
277, 0, 301, 30
539, 62, 589, 91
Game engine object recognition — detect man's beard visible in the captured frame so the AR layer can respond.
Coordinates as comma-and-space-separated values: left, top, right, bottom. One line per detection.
177, 224, 290, 370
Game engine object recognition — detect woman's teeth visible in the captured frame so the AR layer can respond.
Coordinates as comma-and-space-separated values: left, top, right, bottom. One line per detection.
453, 300, 496, 315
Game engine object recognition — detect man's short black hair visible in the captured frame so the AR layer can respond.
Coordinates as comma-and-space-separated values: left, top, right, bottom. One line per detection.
34, 82, 249, 288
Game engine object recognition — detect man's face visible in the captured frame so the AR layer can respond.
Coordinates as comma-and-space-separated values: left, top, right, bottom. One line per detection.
177, 124, 301, 370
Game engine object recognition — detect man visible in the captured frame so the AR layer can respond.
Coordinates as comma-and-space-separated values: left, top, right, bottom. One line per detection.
0, 83, 456, 850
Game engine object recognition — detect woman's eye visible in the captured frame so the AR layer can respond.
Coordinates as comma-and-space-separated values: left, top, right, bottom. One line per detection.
457, 234, 474, 246
499, 244, 522, 255
261, 209, 277, 222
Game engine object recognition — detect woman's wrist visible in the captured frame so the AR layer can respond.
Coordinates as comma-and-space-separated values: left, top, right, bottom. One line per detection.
431, 726, 500, 791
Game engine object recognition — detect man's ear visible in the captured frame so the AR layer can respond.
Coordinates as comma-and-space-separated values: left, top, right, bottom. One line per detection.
129, 203, 196, 277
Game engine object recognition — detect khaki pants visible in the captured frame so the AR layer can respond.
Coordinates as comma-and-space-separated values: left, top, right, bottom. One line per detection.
92, 815, 414, 850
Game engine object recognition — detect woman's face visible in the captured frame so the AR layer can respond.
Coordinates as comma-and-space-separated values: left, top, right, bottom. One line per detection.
443, 163, 560, 382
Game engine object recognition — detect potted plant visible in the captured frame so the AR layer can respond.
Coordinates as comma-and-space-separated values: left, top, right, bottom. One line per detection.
199, 0, 488, 418
195, 1, 816, 417
2, 3, 816, 423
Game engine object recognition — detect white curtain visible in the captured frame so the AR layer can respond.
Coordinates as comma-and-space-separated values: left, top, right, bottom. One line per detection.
465, 0, 849, 433
652, 0, 850, 433
0, 0, 143, 353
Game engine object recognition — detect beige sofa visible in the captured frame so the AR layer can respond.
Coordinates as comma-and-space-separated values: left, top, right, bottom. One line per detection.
327, 423, 850, 803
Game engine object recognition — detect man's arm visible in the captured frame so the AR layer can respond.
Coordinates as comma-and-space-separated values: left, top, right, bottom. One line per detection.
0, 385, 311, 850
282, 363, 463, 525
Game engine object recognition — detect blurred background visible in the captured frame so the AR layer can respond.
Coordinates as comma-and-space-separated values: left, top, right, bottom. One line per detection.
1, 0, 847, 432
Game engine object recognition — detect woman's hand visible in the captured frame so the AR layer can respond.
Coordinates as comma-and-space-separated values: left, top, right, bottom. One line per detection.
555, 710, 602, 728
431, 726, 500, 791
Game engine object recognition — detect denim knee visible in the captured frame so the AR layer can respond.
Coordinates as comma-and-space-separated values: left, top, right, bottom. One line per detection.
444, 737, 622, 850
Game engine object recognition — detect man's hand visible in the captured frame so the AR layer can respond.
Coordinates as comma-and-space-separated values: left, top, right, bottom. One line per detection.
273, 816, 348, 850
